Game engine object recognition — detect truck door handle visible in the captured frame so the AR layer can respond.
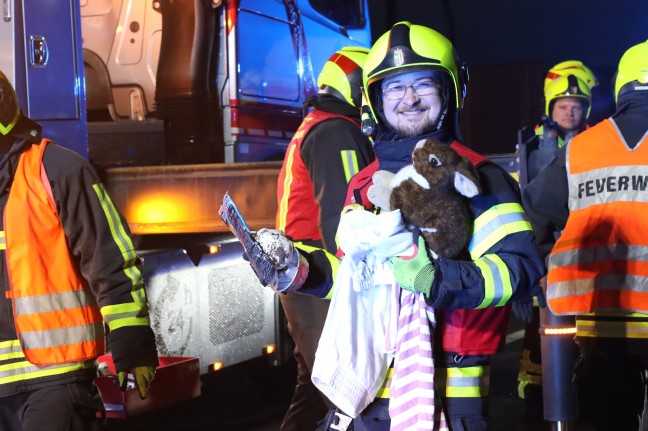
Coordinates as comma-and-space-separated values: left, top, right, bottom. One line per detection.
29, 36, 48, 66
3, 0, 11, 22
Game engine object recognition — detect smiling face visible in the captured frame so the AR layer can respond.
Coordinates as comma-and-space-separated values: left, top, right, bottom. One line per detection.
380, 71, 444, 137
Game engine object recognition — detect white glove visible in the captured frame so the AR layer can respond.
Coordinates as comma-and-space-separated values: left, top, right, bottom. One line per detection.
255, 228, 309, 293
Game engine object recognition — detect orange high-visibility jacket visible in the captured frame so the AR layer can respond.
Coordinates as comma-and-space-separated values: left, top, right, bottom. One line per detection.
547, 119, 648, 315
4, 139, 104, 365
276, 109, 357, 242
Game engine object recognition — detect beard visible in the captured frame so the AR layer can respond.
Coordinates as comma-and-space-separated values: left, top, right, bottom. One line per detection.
390, 106, 440, 137
394, 117, 437, 137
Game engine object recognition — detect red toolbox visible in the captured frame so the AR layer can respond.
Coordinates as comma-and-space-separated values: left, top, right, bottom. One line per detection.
94, 354, 201, 419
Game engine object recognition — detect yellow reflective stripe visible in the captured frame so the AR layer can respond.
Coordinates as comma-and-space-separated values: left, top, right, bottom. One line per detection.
0, 231, 5, 250
375, 367, 393, 398
101, 298, 147, 317
93, 183, 144, 297
584, 311, 648, 318
0, 109, 19, 135
107, 316, 152, 331
294, 242, 339, 300
101, 301, 151, 331
439, 366, 490, 398
469, 203, 532, 259
0, 351, 24, 361
292, 130, 305, 140
0, 340, 21, 348
576, 319, 648, 338
474, 254, 513, 308
0, 359, 92, 385
277, 144, 298, 232
0, 340, 24, 361
340, 150, 359, 183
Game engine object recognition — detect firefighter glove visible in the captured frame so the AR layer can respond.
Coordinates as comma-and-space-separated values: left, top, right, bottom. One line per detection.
255, 228, 309, 293
390, 234, 436, 297
118, 366, 156, 399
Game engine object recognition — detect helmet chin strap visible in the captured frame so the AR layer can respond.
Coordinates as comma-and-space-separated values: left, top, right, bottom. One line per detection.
432, 77, 452, 132
434, 104, 449, 131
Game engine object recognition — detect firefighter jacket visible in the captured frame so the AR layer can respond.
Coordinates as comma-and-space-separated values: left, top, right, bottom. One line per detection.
0, 136, 158, 397
276, 95, 374, 252
300, 135, 544, 355
547, 118, 648, 316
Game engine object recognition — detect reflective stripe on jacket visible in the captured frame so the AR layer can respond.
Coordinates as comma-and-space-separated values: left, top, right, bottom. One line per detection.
5, 139, 104, 366
547, 119, 648, 315
276, 109, 359, 241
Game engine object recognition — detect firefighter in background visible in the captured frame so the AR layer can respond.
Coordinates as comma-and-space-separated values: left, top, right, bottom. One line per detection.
516, 62, 597, 415
0, 70, 158, 431
522, 39, 648, 430
252, 22, 544, 430
275, 46, 374, 431
520, 62, 598, 186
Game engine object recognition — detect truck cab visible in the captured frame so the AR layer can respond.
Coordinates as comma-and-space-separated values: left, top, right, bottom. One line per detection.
81, 0, 371, 164
2, 0, 371, 379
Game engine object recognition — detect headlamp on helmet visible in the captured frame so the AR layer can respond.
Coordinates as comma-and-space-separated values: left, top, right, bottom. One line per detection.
545, 74, 592, 118
317, 46, 370, 108
614, 39, 648, 103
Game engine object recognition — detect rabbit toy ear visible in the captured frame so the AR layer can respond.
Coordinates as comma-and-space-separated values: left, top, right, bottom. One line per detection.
454, 171, 480, 198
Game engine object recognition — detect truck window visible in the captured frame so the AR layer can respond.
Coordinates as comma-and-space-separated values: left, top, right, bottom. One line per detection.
308, 0, 365, 28
238, 10, 299, 101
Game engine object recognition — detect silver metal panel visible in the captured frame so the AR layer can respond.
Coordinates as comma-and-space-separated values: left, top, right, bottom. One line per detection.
144, 242, 277, 374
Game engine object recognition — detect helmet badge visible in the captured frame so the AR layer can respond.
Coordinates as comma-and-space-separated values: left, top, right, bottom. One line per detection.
393, 48, 405, 67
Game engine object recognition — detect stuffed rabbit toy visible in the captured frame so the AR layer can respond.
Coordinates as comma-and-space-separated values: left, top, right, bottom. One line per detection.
368, 139, 481, 258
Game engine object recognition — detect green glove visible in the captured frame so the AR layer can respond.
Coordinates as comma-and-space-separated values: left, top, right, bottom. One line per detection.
390, 235, 436, 297
118, 366, 156, 399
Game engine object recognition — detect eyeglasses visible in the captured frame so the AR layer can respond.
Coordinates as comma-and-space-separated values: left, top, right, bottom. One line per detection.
382, 81, 439, 100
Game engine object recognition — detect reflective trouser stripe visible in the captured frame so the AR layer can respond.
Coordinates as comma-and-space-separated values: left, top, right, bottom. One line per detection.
437, 365, 490, 398
375, 367, 393, 398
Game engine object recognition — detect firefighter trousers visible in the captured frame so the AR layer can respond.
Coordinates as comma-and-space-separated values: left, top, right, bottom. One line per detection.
0, 380, 104, 431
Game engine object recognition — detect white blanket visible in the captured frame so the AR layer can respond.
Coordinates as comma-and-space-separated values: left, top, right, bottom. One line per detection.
311, 209, 414, 418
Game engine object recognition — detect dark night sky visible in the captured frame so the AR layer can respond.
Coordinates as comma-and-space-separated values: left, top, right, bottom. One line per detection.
364, 0, 648, 153
367, 0, 647, 71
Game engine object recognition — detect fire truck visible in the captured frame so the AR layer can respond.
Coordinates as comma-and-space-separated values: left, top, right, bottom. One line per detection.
1, 0, 371, 382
